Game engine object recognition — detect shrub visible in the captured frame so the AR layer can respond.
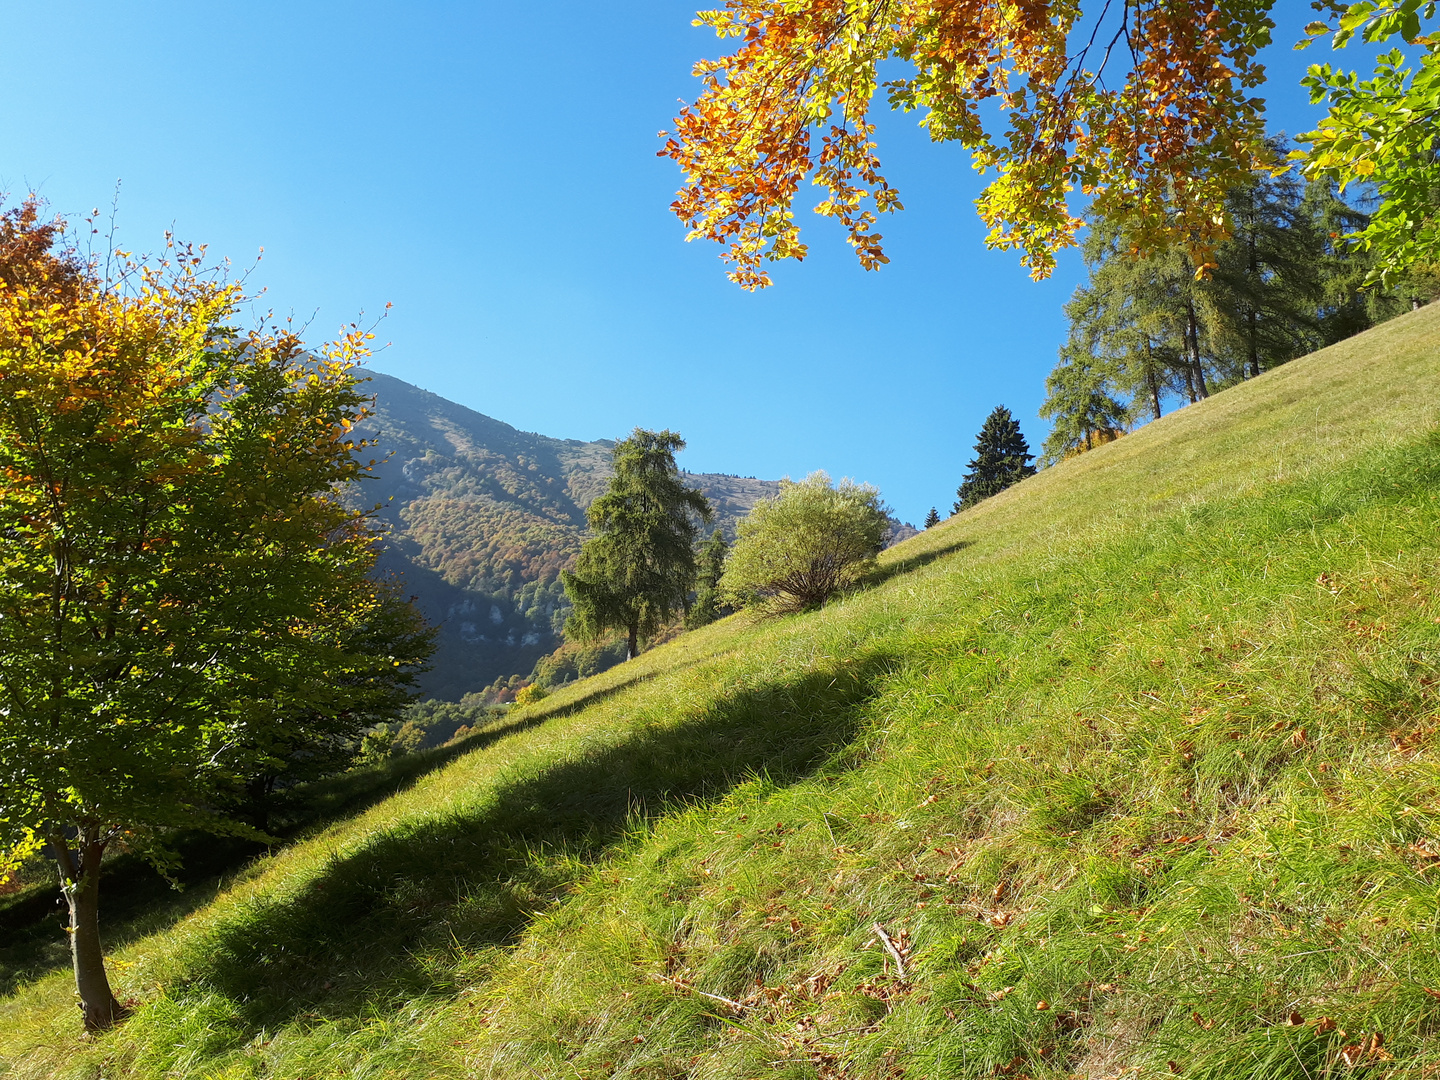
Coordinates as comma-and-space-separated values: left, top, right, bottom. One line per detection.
513, 683, 548, 707
720, 471, 889, 614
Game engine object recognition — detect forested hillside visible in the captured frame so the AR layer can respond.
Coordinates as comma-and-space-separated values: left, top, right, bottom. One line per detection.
356, 373, 784, 698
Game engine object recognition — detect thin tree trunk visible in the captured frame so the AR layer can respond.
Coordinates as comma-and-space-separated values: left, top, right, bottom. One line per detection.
53, 828, 127, 1031
1144, 343, 1162, 420
1185, 298, 1208, 399
626, 622, 638, 661
1247, 308, 1260, 379
1247, 224, 1261, 379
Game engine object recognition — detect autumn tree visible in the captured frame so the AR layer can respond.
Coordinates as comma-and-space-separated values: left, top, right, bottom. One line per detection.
562, 429, 712, 660
0, 201, 430, 1031
721, 472, 890, 613
662, 0, 1277, 288
954, 407, 1037, 511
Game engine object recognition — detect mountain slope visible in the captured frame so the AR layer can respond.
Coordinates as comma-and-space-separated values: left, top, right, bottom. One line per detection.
3, 305, 1438, 1079
357, 372, 784, 698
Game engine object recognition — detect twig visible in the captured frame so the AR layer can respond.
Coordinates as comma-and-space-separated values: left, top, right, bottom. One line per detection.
656, 974, 750, 1012
871, 922, 908, 978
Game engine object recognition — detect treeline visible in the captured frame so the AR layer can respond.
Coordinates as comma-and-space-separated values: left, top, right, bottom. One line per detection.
1039, 172, 1436, 463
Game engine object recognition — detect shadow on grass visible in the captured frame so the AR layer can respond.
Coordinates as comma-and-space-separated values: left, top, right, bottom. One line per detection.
871, 536, 974, 588
177, 650, 898, 1031
0, 712, 556, 997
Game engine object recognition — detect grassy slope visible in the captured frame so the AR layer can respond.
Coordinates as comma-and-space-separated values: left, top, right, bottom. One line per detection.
2, 306, 1439, 1079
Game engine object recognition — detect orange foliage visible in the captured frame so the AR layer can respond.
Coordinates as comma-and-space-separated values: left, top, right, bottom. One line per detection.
662, 0, 1276, 287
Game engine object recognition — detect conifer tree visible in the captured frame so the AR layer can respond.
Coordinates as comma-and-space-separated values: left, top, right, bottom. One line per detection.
562, 429, 712, 660
954, 407, 1037, 513
924, 507, 940, 529
686, 529, 730, 629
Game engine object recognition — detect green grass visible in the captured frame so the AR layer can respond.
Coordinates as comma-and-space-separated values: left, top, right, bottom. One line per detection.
2, 305, 1439, 1079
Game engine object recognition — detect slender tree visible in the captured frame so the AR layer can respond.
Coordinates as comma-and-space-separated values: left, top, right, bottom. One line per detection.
954, 407, 1037, 512
924, 507, 940, 529
686, 529, 730, 629
562, 429, 712, 660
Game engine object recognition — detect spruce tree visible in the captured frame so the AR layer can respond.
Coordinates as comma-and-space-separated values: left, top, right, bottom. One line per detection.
924, 507, 940, 528
954, 407, 1037, 513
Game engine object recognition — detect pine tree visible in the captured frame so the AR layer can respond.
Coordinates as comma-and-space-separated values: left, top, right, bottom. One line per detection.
562, 429, 712, 660
924, 507, 940, 528
954, 407, 1037, 513
686, 529, 730, 629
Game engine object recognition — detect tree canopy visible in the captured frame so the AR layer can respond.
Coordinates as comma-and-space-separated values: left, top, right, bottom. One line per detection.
663, 0, 1438, 289
1040, 174, 1410, 460
0, 201, 430, 1030
721, 472, 890, 613
663, 0, 1276, 288
562, 429, 712, 660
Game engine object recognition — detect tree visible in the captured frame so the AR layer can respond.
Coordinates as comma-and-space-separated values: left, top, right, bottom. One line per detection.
721, 472, 890, 614
235, 584, 434, 832
1041, 173, 1405, 453
0, 201, 430, 1031
924, 507, 941, 529
686, 528, 731, 629
1038, 355, 1132, 464
662, 0, 1277, 288
562, 429, 712, 660
1298, 1, 1440, 289
954, 407, 1037, 512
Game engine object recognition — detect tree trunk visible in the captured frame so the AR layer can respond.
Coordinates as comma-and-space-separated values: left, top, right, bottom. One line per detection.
626, 622, 639, 662
53, 829, 128, 1031
1185, 298, 1208, 399
1247, 308, 1259, 379
1247, 225, 1261, 379
1145, 347, 1163, 420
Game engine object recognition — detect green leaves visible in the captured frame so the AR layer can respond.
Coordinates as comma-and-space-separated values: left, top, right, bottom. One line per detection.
562, 429, 712, 658
1298, 0, 1440, 289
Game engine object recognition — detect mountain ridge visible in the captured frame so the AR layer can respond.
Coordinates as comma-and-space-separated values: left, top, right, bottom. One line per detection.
354, 371, 791, 698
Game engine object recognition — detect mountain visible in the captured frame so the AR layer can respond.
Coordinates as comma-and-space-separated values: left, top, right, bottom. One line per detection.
355, 372, 785, 698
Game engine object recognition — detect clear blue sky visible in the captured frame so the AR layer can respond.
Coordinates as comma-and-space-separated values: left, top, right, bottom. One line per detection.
0, 1, 1344, 524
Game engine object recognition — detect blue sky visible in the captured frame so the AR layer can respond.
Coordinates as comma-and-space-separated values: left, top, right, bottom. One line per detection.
1, 1, 1349, 524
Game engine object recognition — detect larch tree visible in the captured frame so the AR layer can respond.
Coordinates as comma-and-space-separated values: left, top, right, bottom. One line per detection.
562, 429, 712, 660
686, 528, 731, 629
954, 407, 1037, 512
0, 201, 431, 1031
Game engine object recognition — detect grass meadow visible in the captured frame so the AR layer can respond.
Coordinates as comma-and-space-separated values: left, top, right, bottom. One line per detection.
1, 304, 1438, 1079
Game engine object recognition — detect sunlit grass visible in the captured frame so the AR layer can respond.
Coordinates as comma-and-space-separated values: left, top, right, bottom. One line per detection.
1, 305, 1438, 1079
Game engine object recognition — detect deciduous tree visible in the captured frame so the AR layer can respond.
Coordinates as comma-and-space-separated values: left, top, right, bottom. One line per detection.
0, 201, 428, 1031
1298, 0, 1440, 289
562, 430, 712, 659
662, 0, 1277, 288
721, 472, 890, 613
